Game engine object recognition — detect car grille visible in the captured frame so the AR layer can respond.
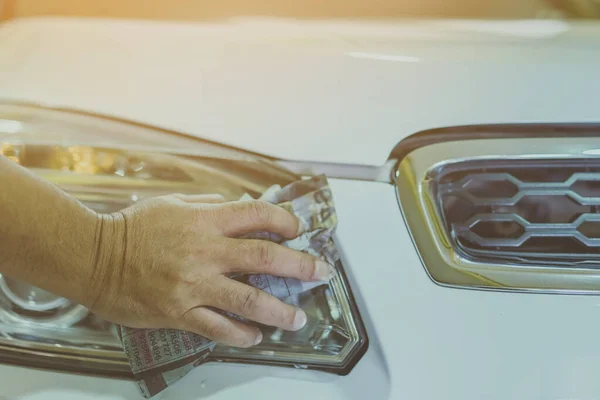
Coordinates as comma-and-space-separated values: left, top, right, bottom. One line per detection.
433, 159, 600, 266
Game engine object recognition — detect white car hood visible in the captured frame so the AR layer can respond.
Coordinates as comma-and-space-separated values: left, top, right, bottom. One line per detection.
0, 17, 599, 166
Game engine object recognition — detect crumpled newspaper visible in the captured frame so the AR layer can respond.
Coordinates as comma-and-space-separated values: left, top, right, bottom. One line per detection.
117, 175, 339, 398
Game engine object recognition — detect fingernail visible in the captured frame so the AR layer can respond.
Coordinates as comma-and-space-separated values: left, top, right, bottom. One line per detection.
314, 260, 335, 281
254, 331, 263, 345
292, 309, 307, 330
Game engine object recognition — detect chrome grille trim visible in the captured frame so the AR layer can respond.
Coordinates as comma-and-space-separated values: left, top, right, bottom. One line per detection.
439, 172, 600, 206
453, 213, 600, 248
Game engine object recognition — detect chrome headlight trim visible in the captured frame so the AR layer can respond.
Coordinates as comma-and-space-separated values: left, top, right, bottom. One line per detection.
0, 99, 396, 184
395, 127, 600, 294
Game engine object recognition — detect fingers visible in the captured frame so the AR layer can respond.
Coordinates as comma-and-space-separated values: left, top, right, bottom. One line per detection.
207, 276, 307, 332
172, 194, 226, 204
213, 200, 304, 239
182, 306, 262, 348
218, 238, 334, 281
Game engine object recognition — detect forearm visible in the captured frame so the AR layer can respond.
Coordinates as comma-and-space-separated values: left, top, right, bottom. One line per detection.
0, 156, 99, 303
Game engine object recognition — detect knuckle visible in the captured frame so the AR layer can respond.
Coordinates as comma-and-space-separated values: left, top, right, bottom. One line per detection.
191, 208, 221, 232
168, 289, 192, 314
170, 290, 189, 309
204, 321, 230, 341
190, 206, 207, 222
298, 255, 314, 280
248, 200, 272, 225
255, 241, 276, 269
239, 289, 260, 314
164, 301, 185, 320
206, 206, 232, 230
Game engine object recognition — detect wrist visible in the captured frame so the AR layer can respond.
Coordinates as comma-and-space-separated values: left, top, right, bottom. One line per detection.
79, 212, 127, 314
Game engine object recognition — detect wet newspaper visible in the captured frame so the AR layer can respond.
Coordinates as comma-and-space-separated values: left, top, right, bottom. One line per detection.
118, 175, 339, 397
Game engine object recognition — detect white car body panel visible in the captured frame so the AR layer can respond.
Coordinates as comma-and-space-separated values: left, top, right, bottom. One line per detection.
1, 16, 600, 400
1, 17, 600, 166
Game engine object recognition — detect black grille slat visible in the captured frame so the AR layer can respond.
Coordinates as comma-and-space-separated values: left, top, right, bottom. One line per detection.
433, 160, 600, 264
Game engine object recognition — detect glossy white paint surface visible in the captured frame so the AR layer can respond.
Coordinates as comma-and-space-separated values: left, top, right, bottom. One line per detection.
0, 17, 600, 165
1, 16, 600, 400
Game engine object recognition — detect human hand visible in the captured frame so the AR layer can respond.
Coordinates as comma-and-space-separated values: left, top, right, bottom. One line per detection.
81, 194, 334, 348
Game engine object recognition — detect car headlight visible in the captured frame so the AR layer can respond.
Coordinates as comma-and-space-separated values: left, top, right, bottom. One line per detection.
395, 124, 600, 293
0, 103, 367, 378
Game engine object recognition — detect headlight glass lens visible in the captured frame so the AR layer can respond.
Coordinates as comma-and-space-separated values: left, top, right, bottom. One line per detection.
0, 103, 367, 377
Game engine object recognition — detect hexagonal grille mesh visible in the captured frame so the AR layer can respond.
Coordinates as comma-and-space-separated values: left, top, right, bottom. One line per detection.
432, 159, 600, 265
